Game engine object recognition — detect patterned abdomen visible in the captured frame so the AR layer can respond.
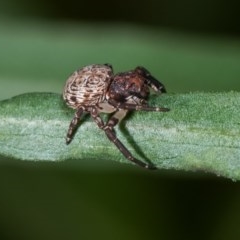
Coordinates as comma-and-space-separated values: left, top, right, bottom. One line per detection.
63, 64, 113, 109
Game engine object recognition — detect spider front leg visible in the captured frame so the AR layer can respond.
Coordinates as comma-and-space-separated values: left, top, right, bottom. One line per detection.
135, 66, 166, 93
108, 99, 170, 112
66, 107, 84, 144
90, 107, 156, 169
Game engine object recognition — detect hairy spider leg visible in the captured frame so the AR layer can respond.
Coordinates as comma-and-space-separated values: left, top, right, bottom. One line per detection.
144, 75, 166, 93
108, 99, 170, 112
66, 108, 84, 144
118, 103, 169, 112
135, 66, 167, 93
90, 106, 156, 169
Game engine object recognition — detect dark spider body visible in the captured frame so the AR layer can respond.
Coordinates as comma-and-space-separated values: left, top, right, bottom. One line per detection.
63, 64, 169, 169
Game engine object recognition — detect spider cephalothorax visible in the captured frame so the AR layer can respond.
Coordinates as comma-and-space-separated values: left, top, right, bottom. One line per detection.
63, 64, 169, 169
107, 66, 166, 106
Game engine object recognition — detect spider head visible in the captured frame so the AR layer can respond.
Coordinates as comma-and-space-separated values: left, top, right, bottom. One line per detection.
108, 69, 150, 103
108, 66, 166, 104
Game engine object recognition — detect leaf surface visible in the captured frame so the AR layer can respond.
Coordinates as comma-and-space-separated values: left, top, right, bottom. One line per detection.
0, 92, 240, 180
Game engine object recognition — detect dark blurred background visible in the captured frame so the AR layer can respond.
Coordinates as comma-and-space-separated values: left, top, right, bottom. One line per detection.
0, 0, 240, 240
1, 0, 239, 36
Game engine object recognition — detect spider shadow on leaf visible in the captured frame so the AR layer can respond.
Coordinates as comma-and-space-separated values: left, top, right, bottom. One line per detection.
118, 112, 154, 166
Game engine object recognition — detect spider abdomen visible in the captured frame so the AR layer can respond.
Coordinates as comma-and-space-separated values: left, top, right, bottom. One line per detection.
63, 64, 113, 109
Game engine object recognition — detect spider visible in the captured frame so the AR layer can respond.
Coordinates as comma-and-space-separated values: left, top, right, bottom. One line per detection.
63, 64, 169, 169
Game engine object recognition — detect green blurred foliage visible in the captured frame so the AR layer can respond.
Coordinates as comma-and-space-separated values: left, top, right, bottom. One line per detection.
1, 158, 240, 240
0, 20, 240, 101
0, 1, 240, 239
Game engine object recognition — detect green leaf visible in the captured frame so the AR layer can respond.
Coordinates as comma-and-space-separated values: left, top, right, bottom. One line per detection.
0, 92, 240, 180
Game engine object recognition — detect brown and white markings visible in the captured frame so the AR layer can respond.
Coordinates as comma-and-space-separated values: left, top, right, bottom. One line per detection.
63, 64, 169, 169
63, 64, 113, 108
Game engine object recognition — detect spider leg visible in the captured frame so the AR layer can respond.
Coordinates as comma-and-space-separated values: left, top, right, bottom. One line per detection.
66, 107, 84, 144
145, 76, 166, 93
120, 103, 170, 112
108, 99, 170, 112
90, 107, 156, 169
135, 66, 166, 93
